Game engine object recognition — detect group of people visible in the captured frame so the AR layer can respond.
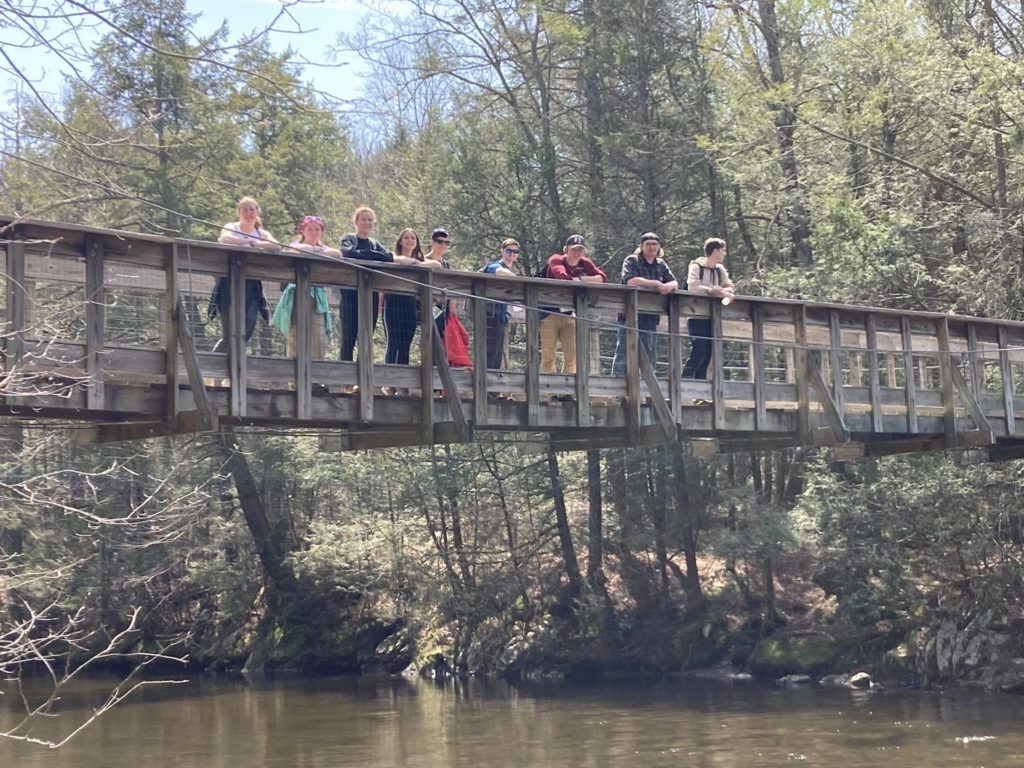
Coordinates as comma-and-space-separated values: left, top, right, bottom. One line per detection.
208, 196, 735, 394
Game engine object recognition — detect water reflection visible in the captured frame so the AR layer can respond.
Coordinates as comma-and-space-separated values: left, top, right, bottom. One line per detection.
2, 675, 1023, 767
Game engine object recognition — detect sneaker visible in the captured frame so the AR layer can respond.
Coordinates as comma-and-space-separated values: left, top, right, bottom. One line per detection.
692, 398, 712, 406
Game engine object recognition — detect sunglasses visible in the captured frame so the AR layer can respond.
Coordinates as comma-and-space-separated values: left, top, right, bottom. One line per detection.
504, 247, 521, 254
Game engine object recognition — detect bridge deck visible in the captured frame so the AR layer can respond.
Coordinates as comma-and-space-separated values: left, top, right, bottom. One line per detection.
3, 217, 1024, 458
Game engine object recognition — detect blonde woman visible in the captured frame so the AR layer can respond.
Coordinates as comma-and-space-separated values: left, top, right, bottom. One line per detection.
209, 196, 279, 352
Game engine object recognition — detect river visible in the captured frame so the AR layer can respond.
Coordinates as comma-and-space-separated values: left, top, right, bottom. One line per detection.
1, 675, 1022, 766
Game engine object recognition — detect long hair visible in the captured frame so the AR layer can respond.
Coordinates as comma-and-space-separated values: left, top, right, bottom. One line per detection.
395, 228, 423, 260
236, 196, 263, 230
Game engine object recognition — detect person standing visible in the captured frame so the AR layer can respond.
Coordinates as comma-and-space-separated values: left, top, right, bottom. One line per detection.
209, 195, 278, 353
539, 234, 608, 376
336, 206, 431, 368
383, 228, 434, 370
610, 232, 678, 375
481, 238, 520, 370
273, 215, 340, 359
682, 237, 734, 381
424, 228, 453, 340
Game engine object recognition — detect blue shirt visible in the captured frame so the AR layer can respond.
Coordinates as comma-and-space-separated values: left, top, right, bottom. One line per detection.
482, 260, 510, 322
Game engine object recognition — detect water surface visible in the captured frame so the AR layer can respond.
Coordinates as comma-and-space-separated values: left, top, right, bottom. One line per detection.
2, 675, 1022, 766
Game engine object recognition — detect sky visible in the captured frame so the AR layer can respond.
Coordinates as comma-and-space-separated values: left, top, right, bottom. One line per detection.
2, 0, 372, 105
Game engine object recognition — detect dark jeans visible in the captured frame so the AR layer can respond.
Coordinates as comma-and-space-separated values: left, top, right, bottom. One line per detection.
485, 315, 508, 369
611, 321, 658, 376
383, 294, 418, 365
210, 278, 267, 353
339, 288, 380, 362
682, 317, 712, 379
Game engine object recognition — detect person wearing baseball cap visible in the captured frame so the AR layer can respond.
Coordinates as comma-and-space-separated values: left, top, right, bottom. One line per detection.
610, 231, 678, 376
538, 235, 608, 388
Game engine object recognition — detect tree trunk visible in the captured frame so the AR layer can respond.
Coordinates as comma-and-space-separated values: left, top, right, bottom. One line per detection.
547, 448, 583, 598
585, 449, 606, 594
670, 443, 705, 605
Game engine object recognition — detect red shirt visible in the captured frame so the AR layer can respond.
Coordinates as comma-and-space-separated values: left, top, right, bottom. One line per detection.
545, 253, 608, 282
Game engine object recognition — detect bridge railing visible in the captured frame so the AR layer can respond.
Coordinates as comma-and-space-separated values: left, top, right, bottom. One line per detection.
4, 217, 1024, 452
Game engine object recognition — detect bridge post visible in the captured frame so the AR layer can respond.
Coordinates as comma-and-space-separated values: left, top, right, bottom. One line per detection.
751, 303, 767, 432
164, 242, 180, 419
524, 284, 540, 425
793, 305, 810, 442
624, 290, 641, 444
711, 300, 725, 430
3, 225, 26, 399
936, 317, 958, 448
472, 277, 488, 426
574, 289, 591, 427
84, 234, 105, 411
828, 311, 845, 424
356, 268, 375, 422
419, 275, 436, 441
900, 317, 918, 433
865, 313, 883, 433
667, 293, 682, 425
295, 260, 312, 420
228, 253, 247, 417
998, 325, 1015, 436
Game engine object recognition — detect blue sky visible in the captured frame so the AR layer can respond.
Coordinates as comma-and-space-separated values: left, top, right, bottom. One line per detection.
2, 0, 371, 104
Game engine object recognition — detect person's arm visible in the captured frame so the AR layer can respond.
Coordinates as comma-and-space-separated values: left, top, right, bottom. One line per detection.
546, 255, 569, 279
718, 264, 735, 296
578, 257, 608, 283
494, 266, 516, 277
250, 228, 279, 249
218, 223, 247, 245
290, 241, 342, 259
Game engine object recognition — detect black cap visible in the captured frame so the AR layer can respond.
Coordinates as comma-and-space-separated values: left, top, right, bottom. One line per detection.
431, 228, 450, 241
640, 232, 661, 244
565, 234, 586, 249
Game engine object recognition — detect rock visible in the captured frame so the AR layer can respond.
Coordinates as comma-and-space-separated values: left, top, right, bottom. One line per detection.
687, 666, 754, 683
818, 673, 851, 688
934, 620, 958, 676
776, 674, 812, 686
847, 671, 872, 689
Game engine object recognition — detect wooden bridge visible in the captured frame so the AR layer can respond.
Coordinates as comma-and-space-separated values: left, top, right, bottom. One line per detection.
3, 216, 1024, 459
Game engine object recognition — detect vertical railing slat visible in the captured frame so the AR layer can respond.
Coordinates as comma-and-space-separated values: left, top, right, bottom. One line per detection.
751, 303, 767, 433
711, 300, 725, 430
418, 279, 435, 442
356, 269, 374, 422
84, 234, 105, 410
901, 316, 918, 433
793, 305, 810, 442
574, 289, 591, 427
998, 325, 1015, 437
828, 310, 845, 424
228, 253, 247, 417
865, 313, 882, 433
164, 242, 180, 420
524, 284, 540, 425
472, 277, 488, 426
667, 294, 682, 425
295, 260, 312, 420
936, 316, 957, 447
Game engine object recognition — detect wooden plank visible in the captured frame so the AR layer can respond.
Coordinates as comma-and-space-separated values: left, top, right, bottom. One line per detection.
807, 357, 849, 442
175, 296, 214, 426
966, 322, 983, 398
295, 261, 312, 420
901, 316, 918, 433
998, 325, 1015, 436
574, 289, 591, 427
624, 290, 641, 444
524, 284, 540, 425
936, 316, 958, 448
751, 303, 767, 432
711, 299, 725, 429
356, 269, 374, 422
84, 234, 105, 410
472, 277, 488, 425
228, 253, 246, 417
793, 305, 810, 442
418, 278, 435, 442
865, 313, 883, 433
950, 362, 993, 443
667, 293, 682, 425
432, 321, 469, 439
164, 243, 180, 419
828, 310, 845, 423
4, 231, 26, 396
638, 342, 675, 442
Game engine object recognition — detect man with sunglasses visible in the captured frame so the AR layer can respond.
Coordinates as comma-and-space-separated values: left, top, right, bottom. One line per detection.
426, 228, 453, 338
481, 239, 520, 369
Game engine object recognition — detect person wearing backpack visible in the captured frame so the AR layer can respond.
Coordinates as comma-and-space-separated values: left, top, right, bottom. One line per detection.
481, 238, 520, 370
682, 237, 734, 382
540, 234, 608, 384
610, 232, 678, 376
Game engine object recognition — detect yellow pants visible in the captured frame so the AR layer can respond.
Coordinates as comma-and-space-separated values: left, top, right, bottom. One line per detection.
540, 312, 576, 374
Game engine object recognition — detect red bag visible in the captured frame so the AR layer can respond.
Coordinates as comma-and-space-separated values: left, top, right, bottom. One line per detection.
444, 309, 472, 368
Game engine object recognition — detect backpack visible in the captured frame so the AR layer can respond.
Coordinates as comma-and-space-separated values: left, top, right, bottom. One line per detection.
536, 254, 563, 279
682, 263, 721, 292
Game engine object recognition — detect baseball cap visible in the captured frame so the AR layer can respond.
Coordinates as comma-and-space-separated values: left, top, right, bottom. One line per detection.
640, 232, 661, 244
565, 234, 586, 249
431, 228, 450, 241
